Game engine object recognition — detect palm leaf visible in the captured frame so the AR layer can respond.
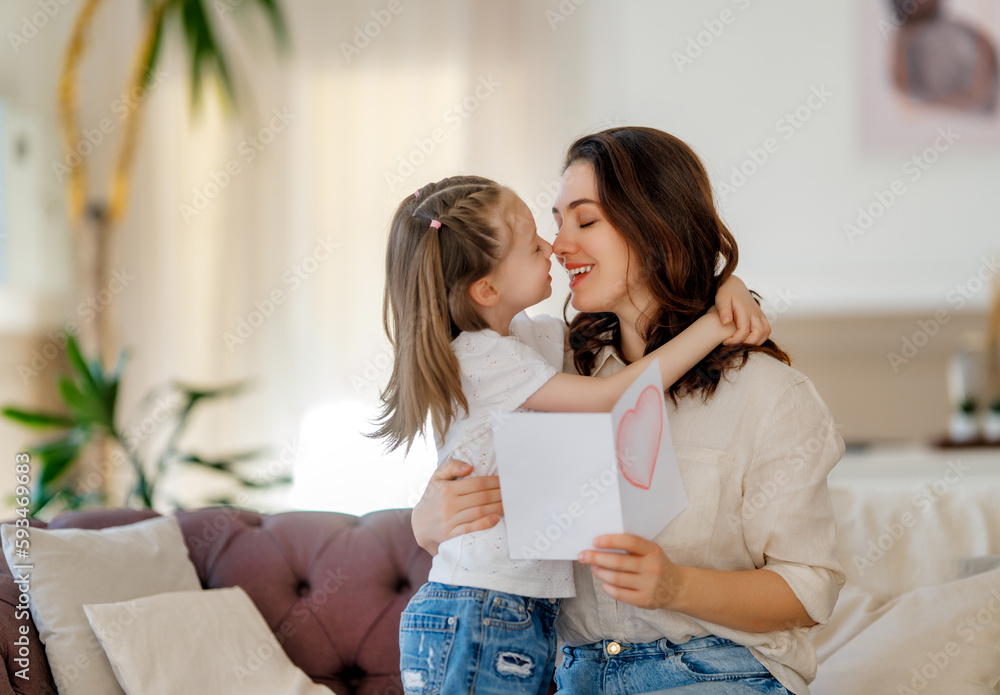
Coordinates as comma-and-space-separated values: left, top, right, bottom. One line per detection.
58, 376, 111, 428
181, 0, 235, 109
140, 7, 166, 90
32, 428, 88, 488
65, 334, 104, 405
100, 348, 128, 427
177, 380, 250, 405
1, 407, 75, 429
180, 448, 268, 471
251, 0, 290, 50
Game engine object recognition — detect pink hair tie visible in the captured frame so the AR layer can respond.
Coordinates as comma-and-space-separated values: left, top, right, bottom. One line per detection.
414, 189, 421, 198
429, 220, 442, 229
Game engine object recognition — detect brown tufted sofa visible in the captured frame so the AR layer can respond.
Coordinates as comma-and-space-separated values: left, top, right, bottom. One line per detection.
0, 507, 432, 695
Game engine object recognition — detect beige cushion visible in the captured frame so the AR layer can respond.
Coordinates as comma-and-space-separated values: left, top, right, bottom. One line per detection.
84, 587, 333, 694
829, 472, 1000, 601
810, 567, 1000, 694
960, 555, 1000, 578
0, 517, 202, 695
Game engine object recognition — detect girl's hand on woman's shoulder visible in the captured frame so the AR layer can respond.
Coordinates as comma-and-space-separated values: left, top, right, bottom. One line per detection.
715, 275, 771, 346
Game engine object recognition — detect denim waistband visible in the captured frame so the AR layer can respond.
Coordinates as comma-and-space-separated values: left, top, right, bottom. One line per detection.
413, 581, 561, 617
563, 634, 735, 659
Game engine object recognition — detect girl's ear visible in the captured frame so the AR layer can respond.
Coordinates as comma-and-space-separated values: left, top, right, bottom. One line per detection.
468, 276, 500, 308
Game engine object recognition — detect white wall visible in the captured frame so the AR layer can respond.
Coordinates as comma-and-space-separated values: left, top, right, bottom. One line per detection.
0, 0, 78, 331
3, 0, 997, 332
1, 0, 998, 515
515, 0, 1000, 322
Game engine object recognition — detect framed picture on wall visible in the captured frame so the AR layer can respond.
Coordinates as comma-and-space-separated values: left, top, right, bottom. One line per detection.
862, 0, 1000, 149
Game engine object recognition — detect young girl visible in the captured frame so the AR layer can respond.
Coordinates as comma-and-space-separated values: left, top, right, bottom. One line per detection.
374, 175, 760, 695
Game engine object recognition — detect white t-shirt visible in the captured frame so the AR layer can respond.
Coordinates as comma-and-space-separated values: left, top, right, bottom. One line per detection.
426, 312, 576, 599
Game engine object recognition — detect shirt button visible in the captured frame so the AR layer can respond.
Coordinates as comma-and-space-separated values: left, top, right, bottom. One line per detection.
606, 641, 621, 656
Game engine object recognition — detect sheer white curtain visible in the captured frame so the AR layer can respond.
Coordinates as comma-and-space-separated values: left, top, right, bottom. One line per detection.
110, 0, 602, 511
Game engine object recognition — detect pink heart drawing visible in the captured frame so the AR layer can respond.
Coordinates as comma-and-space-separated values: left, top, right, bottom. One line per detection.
615, 385, 663, 490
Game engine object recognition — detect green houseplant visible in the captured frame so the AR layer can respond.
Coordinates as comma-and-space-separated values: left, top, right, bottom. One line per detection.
984, 397, 1000, 443
3, 335, 290, 516
60, 0, 289, 368
948, 396, 979, 444
12, 0, 293, 514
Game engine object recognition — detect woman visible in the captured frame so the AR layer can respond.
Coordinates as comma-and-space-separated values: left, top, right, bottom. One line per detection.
412, 127, 844, 695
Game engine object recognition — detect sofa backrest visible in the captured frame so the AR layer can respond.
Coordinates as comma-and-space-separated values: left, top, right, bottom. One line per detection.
0, 507, 431, 695
829, 457, 1000, 602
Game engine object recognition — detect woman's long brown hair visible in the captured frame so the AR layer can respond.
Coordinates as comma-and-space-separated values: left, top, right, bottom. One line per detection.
564, 127, 789, 402
372, 176, 510, 453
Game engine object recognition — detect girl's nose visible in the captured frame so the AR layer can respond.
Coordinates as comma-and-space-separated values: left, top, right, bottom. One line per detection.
541, 238, 554, 257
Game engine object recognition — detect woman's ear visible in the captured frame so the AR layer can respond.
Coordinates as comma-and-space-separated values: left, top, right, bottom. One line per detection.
468, 277, 500, 308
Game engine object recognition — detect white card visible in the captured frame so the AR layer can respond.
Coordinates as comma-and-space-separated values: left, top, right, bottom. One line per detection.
495, 359, 689, 560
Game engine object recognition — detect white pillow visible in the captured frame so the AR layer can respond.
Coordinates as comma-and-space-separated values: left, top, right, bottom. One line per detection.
809, 582, 884, 664
0, 516, 202, 695
810, 567, 1000, 695
960, 555, 1000, 578
84, 587, 333, 694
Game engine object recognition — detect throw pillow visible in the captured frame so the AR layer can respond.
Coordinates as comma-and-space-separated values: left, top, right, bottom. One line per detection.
0, 516, 202, 695
810, 566, 1000, 695
84, 587, 333, 694
960, 555, 1000, 578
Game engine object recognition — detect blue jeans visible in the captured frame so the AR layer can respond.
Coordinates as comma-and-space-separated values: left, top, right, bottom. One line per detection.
399, 581, 560, 695
555, 635, 793, 694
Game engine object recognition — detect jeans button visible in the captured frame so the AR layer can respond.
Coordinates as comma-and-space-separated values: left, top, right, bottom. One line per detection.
606, 641, 621, 655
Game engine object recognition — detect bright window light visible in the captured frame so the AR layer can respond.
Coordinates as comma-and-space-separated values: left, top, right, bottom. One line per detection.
290, 400, 437, 515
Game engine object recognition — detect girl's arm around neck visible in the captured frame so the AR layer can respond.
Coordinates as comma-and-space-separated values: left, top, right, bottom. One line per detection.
522, 309, 734, 413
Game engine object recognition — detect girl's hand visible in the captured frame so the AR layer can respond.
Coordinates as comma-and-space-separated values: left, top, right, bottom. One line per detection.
577, 534, 687, 611
411, 459, 503, 556
715, 275, 771, 346
703, 305, 738, 342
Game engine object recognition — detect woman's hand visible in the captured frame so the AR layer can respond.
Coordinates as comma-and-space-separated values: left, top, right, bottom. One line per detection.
715, 275, 771, 346
579, 534, 817, 631
577, 534, 687, 611
411, 459, 503, 556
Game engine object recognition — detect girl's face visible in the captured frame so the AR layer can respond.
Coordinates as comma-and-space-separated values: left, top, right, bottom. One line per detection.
552, 161, 650, 317
489, 192, 554, 316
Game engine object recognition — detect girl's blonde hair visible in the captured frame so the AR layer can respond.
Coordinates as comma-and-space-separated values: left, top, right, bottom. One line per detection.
373, 175, 511, 453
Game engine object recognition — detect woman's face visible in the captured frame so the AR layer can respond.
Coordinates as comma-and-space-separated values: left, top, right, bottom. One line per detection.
552, 161, 650, 317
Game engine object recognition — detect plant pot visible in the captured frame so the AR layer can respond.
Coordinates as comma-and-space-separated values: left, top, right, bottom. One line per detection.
983, 412, 1000, 444
949, 412, 979, 444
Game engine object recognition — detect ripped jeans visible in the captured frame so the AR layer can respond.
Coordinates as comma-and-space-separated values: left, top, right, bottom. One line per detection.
399, 582, 560, 695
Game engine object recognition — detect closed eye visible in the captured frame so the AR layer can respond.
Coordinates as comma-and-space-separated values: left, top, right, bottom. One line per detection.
580, 221, 595, 228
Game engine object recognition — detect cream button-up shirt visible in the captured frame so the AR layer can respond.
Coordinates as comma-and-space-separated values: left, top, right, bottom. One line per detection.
557, 347, 846, 695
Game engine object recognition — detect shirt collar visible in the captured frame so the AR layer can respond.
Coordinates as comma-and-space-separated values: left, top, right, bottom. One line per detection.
591, 343, 624, 375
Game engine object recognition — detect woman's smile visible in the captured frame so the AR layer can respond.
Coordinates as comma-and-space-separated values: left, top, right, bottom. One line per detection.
552, 161, 635, 314
565, 262, 594, 287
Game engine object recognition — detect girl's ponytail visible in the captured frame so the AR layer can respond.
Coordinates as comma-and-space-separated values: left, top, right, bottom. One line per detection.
373, 176, 508, 453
